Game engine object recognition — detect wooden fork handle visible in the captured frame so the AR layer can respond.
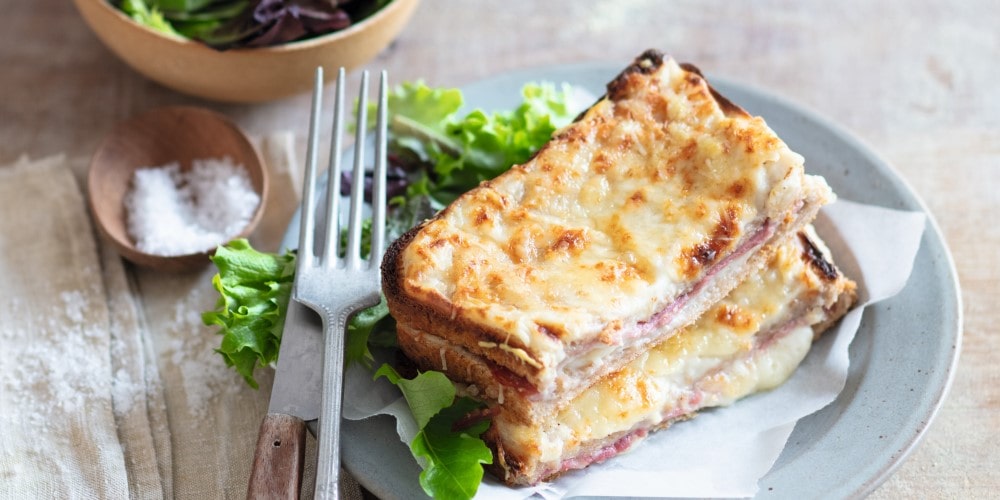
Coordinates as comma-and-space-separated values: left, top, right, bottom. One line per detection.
247, 413, 308, 500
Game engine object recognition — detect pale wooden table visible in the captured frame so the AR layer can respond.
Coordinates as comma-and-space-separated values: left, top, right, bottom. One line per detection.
2, 0, 995, 498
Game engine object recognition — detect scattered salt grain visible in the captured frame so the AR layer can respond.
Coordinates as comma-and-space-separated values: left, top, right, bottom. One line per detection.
2, 285, 110, 431
111, 367, 141, 417
161, 287, 245, 421
125, 157, 259, 256
60, 290, 87, 324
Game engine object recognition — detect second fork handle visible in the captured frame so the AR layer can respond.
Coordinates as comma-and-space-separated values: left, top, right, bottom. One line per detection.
314, 307, 350, 500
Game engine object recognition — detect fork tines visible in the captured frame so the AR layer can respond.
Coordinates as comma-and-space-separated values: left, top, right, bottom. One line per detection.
298, 66, 388, 270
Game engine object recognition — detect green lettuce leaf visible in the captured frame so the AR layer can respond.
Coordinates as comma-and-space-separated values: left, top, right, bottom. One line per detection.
386, 81, 464, 137
148, 0, 218, 15
375, 365, 455, 428
120, 0, 183, 36
414, 397, 493, 500
202, 239, 295, 389
375, 365, 492, 499
203, 239, 391, 386
434, 82, 575, 180
382, 81, 577, 207
344, 295, 390, 368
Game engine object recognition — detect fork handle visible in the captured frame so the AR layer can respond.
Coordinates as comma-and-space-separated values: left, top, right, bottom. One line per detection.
314, 308, 350, 499
247, 413, 307, 500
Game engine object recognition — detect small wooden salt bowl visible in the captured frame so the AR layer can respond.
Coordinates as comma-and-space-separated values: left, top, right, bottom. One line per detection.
87, 106, 268, 272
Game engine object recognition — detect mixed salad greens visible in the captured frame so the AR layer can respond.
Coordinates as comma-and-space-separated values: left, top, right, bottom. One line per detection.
203, 80, 582, 498
114, 0, 391, 49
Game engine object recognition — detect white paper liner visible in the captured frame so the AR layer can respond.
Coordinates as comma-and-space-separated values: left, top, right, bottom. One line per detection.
342, 200, 926, 498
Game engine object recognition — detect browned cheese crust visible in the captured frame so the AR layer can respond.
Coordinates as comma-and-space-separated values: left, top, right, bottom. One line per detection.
382, 48, 834, 404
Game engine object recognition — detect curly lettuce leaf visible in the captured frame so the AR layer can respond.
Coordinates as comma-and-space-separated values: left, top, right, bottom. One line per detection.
202, 239, 295, 389
434, 82, 576, 179
376, 365, 492, 499
204, 239, 392, 386
373, 81, 464, 171
386, 81, 464, 137
383, 81, 577, 207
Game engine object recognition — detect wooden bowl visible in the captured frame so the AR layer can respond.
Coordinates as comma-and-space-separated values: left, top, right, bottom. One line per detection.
87, 106, 268, 272
72, 0, 419, 102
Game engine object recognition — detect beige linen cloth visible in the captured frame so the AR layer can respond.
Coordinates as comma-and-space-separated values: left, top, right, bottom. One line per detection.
0, 135, 363, 499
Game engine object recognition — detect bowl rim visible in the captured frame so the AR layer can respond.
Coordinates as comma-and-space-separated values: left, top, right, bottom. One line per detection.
90, 0, 411, 53
86, 105, 269, 268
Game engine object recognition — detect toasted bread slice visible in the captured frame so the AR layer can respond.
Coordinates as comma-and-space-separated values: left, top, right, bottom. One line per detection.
400, 227, 856, 485
383, 49, 833, 403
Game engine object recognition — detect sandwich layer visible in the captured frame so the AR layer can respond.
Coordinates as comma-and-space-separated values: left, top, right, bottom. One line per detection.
476, 227, 856, 485
383, 49, 833, 401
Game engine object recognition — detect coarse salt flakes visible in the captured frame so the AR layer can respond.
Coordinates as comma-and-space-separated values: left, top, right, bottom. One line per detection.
125, 157, 259, 256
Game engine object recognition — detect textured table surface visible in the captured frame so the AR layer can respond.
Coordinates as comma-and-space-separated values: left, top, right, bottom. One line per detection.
1, 0, 995, 498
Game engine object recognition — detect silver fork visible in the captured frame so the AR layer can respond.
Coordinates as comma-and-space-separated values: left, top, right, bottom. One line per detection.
294, 66, 387, 499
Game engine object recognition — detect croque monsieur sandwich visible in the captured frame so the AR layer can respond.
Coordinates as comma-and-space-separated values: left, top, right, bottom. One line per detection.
382, 50, 854, 485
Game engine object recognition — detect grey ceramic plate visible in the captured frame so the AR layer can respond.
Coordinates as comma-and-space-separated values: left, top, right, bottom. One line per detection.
286, 63, 962, 499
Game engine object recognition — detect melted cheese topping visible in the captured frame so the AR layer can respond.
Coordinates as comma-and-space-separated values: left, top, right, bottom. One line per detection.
400, 57, 809, 376
502, 239, 828, 464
